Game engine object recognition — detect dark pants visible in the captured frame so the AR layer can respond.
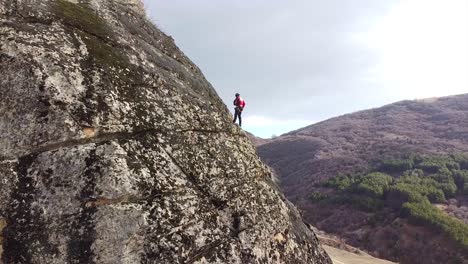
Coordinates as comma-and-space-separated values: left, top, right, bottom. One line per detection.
233, 108, 242, 126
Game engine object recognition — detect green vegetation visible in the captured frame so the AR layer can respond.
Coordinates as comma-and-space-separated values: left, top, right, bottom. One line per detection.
380, 158, 414, 173
352, 172, 393, 197
318, 154, 468, 251
54, 0, 111, 39
453, 170, 468, 194
403, 201, 468, 249
323, 174, 353, 190
309, 191, 328, 202
77, 31, 129, 69
54, 0, 133, 72
328, 194, 384, 212
414, 155, 460, 173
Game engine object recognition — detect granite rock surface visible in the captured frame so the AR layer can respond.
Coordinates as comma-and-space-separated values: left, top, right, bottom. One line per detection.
0, 1, 331, 263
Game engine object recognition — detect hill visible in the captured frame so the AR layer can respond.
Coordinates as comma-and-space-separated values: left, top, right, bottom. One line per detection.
259, 95, 468, 200
245, 131, 271, 146
256, 94, 468, 264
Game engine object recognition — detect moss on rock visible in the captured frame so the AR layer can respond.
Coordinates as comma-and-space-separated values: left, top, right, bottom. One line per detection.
54, 0, 111, 40
54, 0, 135, 74
76, 31, 128, 69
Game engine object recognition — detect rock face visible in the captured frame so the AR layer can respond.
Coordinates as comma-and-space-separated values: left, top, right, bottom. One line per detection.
0, 0, 331, 263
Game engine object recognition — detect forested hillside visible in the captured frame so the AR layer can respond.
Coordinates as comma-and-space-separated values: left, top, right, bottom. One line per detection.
256, 94, 468, 264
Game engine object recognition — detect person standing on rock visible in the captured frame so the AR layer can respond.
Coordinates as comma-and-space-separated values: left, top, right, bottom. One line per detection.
233, 93, 246, 127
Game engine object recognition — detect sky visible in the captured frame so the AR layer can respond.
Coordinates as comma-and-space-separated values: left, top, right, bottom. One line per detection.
142, 0, 468, 138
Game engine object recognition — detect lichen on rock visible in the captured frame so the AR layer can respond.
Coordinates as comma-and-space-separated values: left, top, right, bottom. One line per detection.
0, 0, 331, 263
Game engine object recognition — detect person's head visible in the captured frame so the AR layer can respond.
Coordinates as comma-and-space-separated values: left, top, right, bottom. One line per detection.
235, 93, 240, 97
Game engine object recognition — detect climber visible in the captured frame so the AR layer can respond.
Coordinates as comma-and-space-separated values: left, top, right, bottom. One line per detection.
232, 93, 246, 127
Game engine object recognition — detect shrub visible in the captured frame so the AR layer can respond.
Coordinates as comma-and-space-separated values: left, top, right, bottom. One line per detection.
403, 169, 424, 177
389, 176, 446, 204
431, 173, 457, 198
309, 191, 328, 202
453, 170, 468, 191
452, 153, 468, 170
353, 172, 393, 197
328, 194, 383, 212
380, 159, 414, 173
387, 184, 427, 205
324, 175, 353, 190
353, 195, 384, 212
415, 155, 457, 174
446, 162, 460, 171
427, 189, 446, 203
437, 182, 458, 198
417, 161, 445, 174
402, 201, 468, 250
318, 153, 468, 253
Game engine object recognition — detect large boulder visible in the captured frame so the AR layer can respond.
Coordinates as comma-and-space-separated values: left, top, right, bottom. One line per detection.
0, 1, 331, 263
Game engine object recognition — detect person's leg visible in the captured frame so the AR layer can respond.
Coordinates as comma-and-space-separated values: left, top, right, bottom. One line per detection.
238, 111, 242, 127
233, 109, 239, 124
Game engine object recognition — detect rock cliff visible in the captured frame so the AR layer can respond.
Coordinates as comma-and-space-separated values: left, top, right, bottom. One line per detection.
0, 0, 331, 263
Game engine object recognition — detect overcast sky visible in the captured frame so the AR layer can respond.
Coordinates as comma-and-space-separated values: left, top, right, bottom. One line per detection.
142, 0, 468, 138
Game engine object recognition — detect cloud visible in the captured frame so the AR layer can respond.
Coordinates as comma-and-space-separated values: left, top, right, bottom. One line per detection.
143, 0, 468, 136
356, 0, 468, 100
